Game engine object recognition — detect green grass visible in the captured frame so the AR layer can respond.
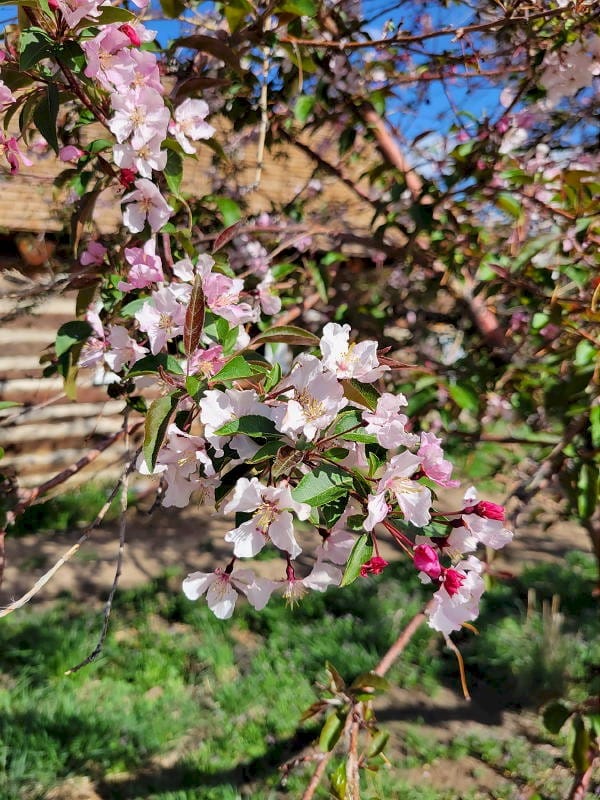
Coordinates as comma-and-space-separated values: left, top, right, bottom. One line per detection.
0, 550, 598, 799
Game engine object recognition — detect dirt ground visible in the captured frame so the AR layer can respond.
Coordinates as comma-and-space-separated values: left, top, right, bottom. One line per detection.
1, 486, 595, 800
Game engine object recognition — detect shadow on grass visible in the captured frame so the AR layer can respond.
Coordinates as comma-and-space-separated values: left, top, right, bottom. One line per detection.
93, 727, 318, 800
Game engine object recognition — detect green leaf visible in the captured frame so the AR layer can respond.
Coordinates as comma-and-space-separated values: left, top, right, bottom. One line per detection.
120, 297, 149, 317
341, 533, 373, 586
367, 730, 389, 759
212, 355, 267, 383
215, 415, 279, 438
333, 409, 376, 443
570, 715, 591, 773
250, 325, 320, 348
590, 405, 600, 449
55, 321, 93, 358
292, 464, 353, 507
263, 362, 282, 393
329, 761, 347, 800
127, 354, 184, 378
223, 0, 252, 32
215, 197, 242, 227
143, 393, 179, 471
32, 83, 59, 154
183, 273, 205, 356
281, 0, 316, 15
321, 494, 348, 528
319, 711, 345, 752
0, 401, 21, 410
577, 463, 598, 521
164, 148, 183, 196
306, 260, 328, 303
247, 440, 283, 463
496, 193, 522, 219
448, 382, 479, 413
350, 671, 390, 694
341, 379, 380, 411
294, 94, 315, 124
87, 4, 135, 23
19, 28, 53, 71
543, 702, 571, 734
87, 138, 113, 154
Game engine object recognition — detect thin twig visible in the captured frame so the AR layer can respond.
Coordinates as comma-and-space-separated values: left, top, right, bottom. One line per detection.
65, 422, 131, 674
0, 455, 137, 619
374, 601, 433, 676
4, 422, 142, 527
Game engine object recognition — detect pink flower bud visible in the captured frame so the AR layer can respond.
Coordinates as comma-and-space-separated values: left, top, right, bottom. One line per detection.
473, 501, 505, 521
119, 168, 137, 188
360, 556, 389, 577
442, 568, 465, 597
119, 24, 141, 46
413, 544, 442, 580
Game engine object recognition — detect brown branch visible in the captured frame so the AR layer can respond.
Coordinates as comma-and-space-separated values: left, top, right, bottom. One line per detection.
567, 756, 597, 800
301, 751, 334, 800
279, 8, 570, 50
4, 421, 142, 529
375, 601, 433, 676
0, 455, 137, 619
358, 103, 424, 201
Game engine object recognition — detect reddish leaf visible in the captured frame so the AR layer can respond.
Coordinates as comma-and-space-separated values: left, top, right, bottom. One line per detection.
212, 219, 246, 253
184, 273, 205, 356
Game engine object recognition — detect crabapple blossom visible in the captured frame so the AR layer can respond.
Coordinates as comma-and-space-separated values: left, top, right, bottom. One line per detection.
168, 98, 215, 154
223, 477, 310, 559
244, 562, 342, 611
55, 0, 106, 29
182, 568, 255, 619
417, 432, 460, 488
363, 392, 419, 449
104, 325, 147, 372
320, 322, 388, 382
119, 238, 164, 291
0, 79, 14, 109
80, 241, 107, 266
109, 88, 169, 146
122, 178, 172, 233
426, 556, 486, 636
365, 451, 432, 530
135, 287, 186, 354
277, 354, 347, 441
0, 134, 32, 174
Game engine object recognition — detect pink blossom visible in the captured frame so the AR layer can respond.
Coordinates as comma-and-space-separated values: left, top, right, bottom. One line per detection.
122, 178, 172, 233
203, 272, 256, 325
277, 354, 347, 442
199, 388, 280, 458
55, 0, 105, 28
80, 240, 107, 266
113, 136, 167, 179
257, 270, 282, 315
320, 323, 388, 383
363, 392, 419, 449
365, 451, 431, 530
426, 556, 485, 636
119, 23, 141, 47
186, 345, 226, 378
109, 87, 169, 146
169, 98, 215, 154
135, 287, 185, 354
0, 134, 32, 174
315, 528, 355, 565
417, 431, 459, 487
223, 477, 310, 559
447, 487, 513, 554
105, 325, 147, 371
118, 238, 164, 291
0, 79, 15, 110
245, 562, 342, 610
182, 567, 255, 619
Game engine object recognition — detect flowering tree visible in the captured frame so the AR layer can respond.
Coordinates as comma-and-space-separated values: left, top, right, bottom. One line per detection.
1, 0, 599, 795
